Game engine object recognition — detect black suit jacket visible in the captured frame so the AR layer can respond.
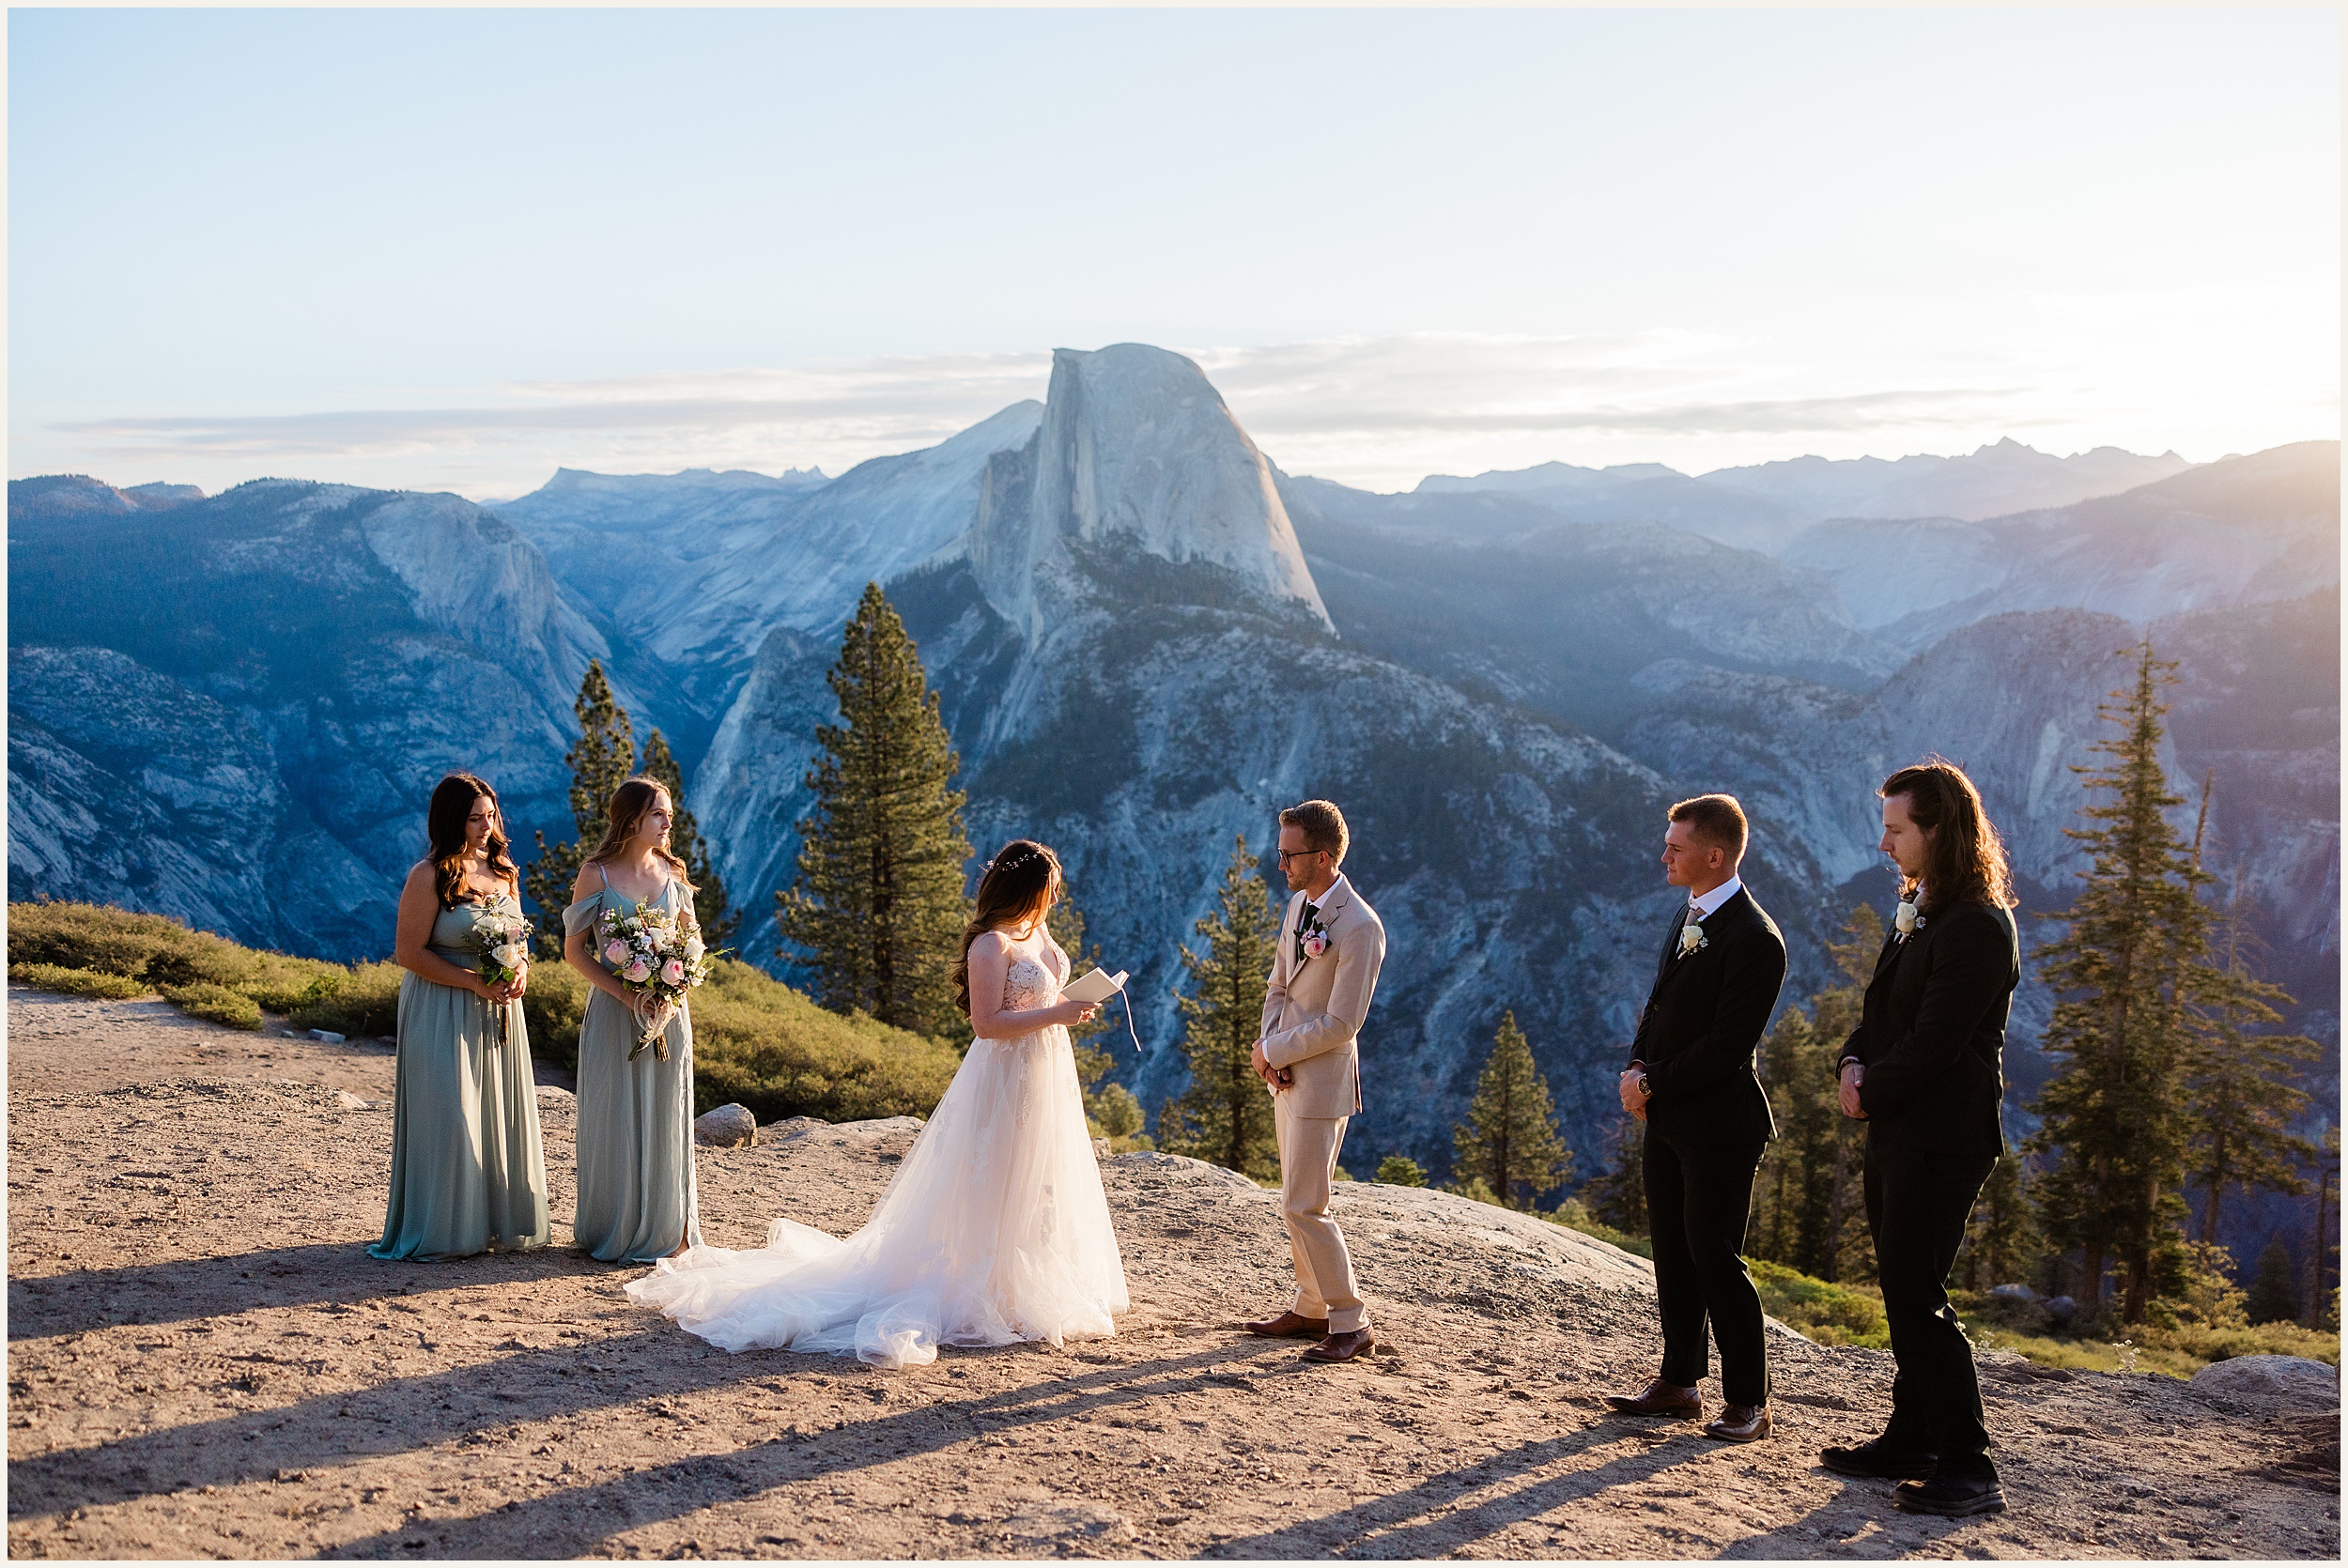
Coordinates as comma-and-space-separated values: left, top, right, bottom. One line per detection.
1841, 900, 2019, 1158
1626, 886, 1785, 1145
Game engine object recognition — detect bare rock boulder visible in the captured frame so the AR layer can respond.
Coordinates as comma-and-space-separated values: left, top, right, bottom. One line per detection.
693, 1103, 759, 1148
2190, 1354, 2340, 1412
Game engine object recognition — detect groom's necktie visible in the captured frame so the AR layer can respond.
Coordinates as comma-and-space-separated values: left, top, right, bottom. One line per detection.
1295, 899, 1320, 961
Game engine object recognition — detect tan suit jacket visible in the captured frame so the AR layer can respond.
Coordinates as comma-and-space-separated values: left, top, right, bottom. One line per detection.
1259, 874, 1386, 1119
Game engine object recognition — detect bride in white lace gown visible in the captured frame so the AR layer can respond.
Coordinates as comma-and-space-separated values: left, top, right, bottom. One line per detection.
626, 839, 1130, 1368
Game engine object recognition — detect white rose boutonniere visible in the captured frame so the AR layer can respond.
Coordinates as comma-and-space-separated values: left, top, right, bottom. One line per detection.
1677, 918, 1707, 958
1301, 924, 1330, 960
1894, 899, 1924, 941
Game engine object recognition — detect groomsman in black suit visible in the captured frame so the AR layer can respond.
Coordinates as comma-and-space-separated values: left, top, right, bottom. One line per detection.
1606, 793, 1786, 1442
1823, 761, 2020, 1517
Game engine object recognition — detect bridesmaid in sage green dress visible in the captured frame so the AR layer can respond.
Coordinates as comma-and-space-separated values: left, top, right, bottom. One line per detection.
564, 776, 705, 1263
372, 773, 550, 1261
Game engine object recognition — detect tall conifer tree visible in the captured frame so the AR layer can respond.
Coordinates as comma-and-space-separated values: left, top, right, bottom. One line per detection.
638, 729, 737, 948
2030, 641, 2221, 1321
2180, 854, 2318, 1245
1158, 837, 1281, 1179
777, 582, 972, 1037
527, 658, 636, 939
1454, 1011, 1572, 1209
1050, 884, 1145, 1145
1582, 1117, 1648, 1237
1958, 1156, 2040, 1291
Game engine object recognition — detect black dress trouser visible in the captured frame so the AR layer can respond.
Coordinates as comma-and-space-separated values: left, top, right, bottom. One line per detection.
1863, 1141, 1999, 1479
1645, 1125, 1769, 1407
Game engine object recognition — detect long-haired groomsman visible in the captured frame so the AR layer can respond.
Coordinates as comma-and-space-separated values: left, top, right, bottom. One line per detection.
1823, 761, 2019, 1516
1606, 793, 1786, 1442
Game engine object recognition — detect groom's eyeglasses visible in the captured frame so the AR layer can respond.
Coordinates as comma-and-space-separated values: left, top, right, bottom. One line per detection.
1275, 848, 1328, 864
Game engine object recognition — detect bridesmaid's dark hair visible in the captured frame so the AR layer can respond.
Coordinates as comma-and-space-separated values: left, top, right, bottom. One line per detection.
581, 776, 695, 891
425, 773, 517, 909
1880, 759, 2014, 913
951, 840, 1061, 1018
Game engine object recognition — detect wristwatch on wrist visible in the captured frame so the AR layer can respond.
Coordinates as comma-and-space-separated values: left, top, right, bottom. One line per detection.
1637, 1071, 1652, 1098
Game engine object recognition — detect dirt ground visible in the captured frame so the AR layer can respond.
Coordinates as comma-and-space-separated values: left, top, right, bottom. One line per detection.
6, 985, 2340, 1560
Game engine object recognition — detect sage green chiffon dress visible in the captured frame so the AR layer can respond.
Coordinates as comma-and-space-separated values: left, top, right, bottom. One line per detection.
566, 874, 704, 1263
370, 896, 551, 1261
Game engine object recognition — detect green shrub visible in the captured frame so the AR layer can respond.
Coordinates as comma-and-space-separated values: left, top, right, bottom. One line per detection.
519, 961, 590, 1075
157, 981, 263, 1031
1376, 1155, 1428, 1187
690, 960, 959, 1122
287, 962, 404, 1039
1749, 1257, 1889, 1347
8, 961, 150, 1000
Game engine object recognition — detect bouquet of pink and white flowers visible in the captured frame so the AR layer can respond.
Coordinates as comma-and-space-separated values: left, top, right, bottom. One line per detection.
594, 899, 716, 1060
467, 899, 533, 1046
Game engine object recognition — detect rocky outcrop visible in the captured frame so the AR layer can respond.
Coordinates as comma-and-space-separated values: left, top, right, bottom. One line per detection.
967, 346, 1329, 639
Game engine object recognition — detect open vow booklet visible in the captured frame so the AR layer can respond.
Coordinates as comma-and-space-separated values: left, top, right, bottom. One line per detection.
1060, 966, 1129, 1005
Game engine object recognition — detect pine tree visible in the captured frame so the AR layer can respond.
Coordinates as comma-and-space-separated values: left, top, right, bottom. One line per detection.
1453, 1011, 1572, 1210
1581, 1116, 1648, 1237
2182, 862, 2319, 1245
1746, 904, 1882, 1279
1157, 837, 1281, 1180
776, 582, 972, 1037
526, 658, 636, 941
2029, 641, 2215, 1322
1051, 884, 1146, 1147
1958, 1156, 2040, 1291
638, 729, 737, 949
2245, 1237, 2302, 1325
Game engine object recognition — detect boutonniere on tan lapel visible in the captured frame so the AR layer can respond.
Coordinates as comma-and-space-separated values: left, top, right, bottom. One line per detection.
1300, 919, 1330, 960
1894, 899, 1924, 942
1676, 918, 1707, 957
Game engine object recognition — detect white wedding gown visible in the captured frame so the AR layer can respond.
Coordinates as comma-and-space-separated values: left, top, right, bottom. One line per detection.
625, 937, 1130, 1368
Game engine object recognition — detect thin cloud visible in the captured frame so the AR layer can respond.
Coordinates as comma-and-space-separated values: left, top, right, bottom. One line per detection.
18, 333, 2143, 496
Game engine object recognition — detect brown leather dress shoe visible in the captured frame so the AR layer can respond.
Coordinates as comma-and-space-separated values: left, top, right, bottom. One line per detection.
1244, 1310, 1329, 1339
1704, 1404, 1771, 1442
1302, 1328, 1375, 1362
1604, 1378, 1703, 1418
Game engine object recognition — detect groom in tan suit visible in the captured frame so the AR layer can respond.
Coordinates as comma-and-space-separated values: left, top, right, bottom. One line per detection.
1245, 799, 1387, 1364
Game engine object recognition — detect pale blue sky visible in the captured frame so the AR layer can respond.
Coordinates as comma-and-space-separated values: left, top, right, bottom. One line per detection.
9, 7, 2339, 496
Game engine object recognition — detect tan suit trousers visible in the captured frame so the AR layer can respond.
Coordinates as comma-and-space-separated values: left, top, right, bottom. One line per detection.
1274, 1090, 1367, 1333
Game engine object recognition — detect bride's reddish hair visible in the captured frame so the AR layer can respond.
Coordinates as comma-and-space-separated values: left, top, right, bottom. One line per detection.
951, 840, 1060, 1018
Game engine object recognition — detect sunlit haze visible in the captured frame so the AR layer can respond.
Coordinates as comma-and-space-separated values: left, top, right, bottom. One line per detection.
8, 8, 2338, 499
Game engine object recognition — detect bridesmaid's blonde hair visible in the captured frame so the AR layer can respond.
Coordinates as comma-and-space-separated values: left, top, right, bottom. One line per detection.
582, 776, 696, 891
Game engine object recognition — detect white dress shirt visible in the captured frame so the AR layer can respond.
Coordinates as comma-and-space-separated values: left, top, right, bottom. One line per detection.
1689, 872, 1743, 921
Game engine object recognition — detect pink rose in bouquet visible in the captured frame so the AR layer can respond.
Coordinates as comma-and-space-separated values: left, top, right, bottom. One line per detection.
593, 897, 724, 1061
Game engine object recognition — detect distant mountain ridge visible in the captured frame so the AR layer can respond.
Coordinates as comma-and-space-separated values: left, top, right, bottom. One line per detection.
8, 353, 2336, 1203
1411, 437, 2196, 552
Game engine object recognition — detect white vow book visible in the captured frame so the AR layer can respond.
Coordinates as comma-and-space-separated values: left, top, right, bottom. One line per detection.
1060, 967, 1129, 1005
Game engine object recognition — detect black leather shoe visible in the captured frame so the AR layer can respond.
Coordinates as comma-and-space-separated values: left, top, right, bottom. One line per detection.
1894, 1474, 2006, 1516
1820, 1438, 1939, 1480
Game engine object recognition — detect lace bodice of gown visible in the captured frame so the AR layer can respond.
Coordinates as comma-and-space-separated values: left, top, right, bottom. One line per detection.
999, 941, 1069, 1022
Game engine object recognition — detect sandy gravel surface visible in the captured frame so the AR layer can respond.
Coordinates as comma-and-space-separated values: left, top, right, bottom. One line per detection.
6, 985, 2340, 1560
